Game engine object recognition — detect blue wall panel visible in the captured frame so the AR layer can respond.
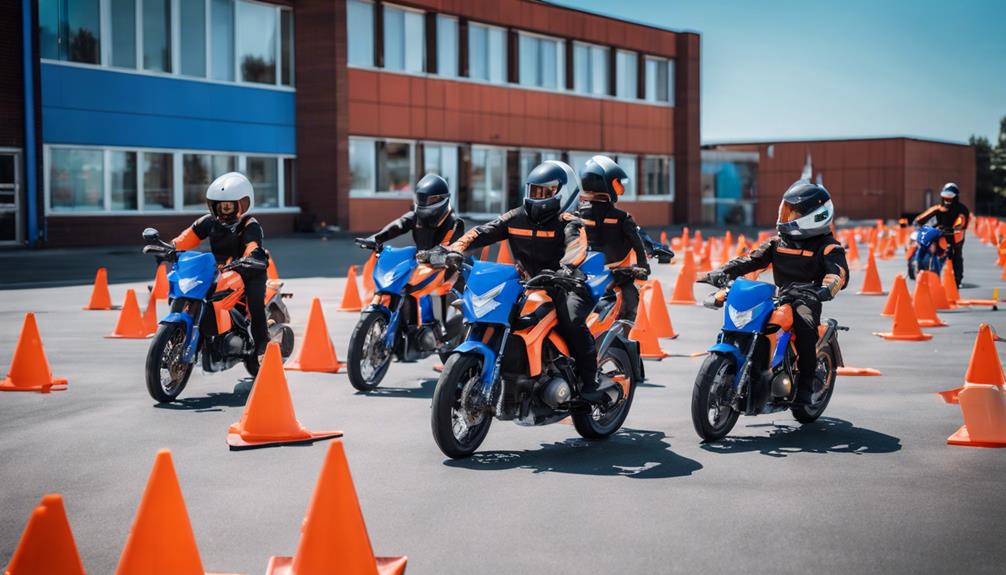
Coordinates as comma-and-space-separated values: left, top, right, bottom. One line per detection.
41, 64, 296, 154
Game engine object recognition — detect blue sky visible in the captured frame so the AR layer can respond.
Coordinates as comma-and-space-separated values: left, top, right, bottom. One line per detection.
559, 0, 1006, 144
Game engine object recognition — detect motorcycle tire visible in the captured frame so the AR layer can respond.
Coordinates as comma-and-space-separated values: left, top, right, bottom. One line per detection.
145, 323, 195, 403
431, 354, 493, 459
572, 347, 637, 439
907, 259, 918, 280
691, 353, 741, 442
792, 343, 837, 423
347, 312, 393, 391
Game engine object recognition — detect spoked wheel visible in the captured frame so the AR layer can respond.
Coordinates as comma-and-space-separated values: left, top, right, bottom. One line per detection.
145, 323, 195, 403
431, 354, 493, 459
691, 353, 741, 442
573, 347, 637, 439
792, 343, 837, 423
347, 312, 393, 391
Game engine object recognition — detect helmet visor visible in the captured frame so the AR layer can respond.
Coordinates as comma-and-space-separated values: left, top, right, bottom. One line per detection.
940, 190, 957, 200
779, 201, 804, 223
416, 193, 449, 207
527, 183, 559, 200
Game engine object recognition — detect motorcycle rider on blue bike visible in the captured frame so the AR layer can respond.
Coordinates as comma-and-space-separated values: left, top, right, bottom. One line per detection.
914, 182, 970, 288
447, 161, 610, 403
699, 181, 850, 406
359, 173, 465, 254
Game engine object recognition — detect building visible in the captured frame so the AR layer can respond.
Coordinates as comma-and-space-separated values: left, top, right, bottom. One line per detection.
706, 137, 976, 226
5, 0, 699, 247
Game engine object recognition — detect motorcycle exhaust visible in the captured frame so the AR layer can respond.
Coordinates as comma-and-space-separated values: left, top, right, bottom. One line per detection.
540, 376, 572, 408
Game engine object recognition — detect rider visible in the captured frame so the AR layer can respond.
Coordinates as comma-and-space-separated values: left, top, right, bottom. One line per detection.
577, 155, 650, 320
914, 182, 970, 287
364, 173, 465, 252
699, 180, 850, 405
447, 161, 607, 403
171, 172, 270, 358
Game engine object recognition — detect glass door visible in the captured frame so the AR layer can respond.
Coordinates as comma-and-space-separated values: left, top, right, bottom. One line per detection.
0, 151, 20, 244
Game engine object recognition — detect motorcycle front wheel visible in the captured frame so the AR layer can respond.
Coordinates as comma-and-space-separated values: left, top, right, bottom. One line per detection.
145, 323, 195, 403
431, 354, 493, 459
573, 347, 637, 439
792, 343, 837, 423
691, 353, 740, 442
347, 312, 393, 391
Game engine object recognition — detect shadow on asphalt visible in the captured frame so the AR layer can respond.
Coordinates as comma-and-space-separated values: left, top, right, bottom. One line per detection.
357, 378, 438, 399
700, 417, 902, 458
444, 428, 703, 478
152, 379, 252, 412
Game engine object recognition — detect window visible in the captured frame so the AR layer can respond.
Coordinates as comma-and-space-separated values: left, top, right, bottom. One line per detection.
383, 5, 425, 73
40, 0, 61, 60
642, 156, 674, 199
237, 0, 277, 84
180, 0, 206, 77
468, 147, 505, 215
349, 138, 376, 194
377, 142, 413, 193
183, 154, 236, 209
40, 0, 102, 63
211, 0, 235, 80
436, 15, 458, 78
110, 151, 138, 210
346, 0, 374, 67
143, 152, 174, 210
645, 56, 675, 104
422, 144, 458, 195
280, 9, 294, 85
468, 23, 506, 84
49, 149, 104, 212
110, 0, 137, 68
567, 152, 594, 174
247, 156, 279, 208
519, 150, 560, 183
573, 42, 608, 96
614, 154, 637, 199
615, 50, 637, 99
143, 0, 172, 72
519, 33, 564, 90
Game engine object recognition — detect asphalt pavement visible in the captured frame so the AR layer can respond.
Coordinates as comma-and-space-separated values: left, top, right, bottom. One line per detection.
1, 237, 1005, 574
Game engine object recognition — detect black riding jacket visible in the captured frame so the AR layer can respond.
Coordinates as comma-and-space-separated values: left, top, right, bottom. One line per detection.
914, 201, 970, 239
450, 208, 588, 277
716, 233, 850, 298
577, 201, 649, 271
173, 214, 266, 266
372, 210, 465, 250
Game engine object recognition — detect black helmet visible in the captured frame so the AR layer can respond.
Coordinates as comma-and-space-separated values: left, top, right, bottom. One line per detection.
941, 182, 959, 203
580, 155, 629, 203
414, 173, 452, 227
777, 180, 834, 239
523, 161, 580, 224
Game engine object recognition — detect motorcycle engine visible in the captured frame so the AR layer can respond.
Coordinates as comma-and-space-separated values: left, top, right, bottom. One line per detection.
222, 332, 246, 357
540, 376, 572, 408
415, 324, 439, 352
770, 371, 793, 398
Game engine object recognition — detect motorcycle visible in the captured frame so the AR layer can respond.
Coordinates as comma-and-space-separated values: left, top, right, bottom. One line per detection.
690, 277, 846, 442
346, 238, 465, 391
906, 224, 950, 280
140, 228, 295, 403
430, 249, 643, 459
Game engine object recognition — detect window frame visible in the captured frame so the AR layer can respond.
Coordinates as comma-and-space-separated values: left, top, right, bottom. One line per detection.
614, 48, 637, 101
639, 155, 675, 201
572, 40, 608, 97
643, 54, 675, 105
517, 30, 565, 91
382, 2, 426, 74
465, 20, 508, 85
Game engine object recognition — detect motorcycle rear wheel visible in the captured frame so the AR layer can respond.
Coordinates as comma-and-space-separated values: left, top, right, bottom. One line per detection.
792, 343, 837, 423
573, 347, 637, 439
145, 323, 194, 403
431, 354, 493, 459
691, 353, 740, 442
347, 312, 392, 391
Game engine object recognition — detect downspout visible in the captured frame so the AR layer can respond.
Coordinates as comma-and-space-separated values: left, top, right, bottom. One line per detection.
22, 0, 39, 247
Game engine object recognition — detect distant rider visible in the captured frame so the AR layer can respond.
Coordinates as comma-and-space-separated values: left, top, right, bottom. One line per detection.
362, 173, 465, 252
699, 180, 850, 405
171, 172, 269, 359
577, 155, 650, 320
914, 182, 970, 288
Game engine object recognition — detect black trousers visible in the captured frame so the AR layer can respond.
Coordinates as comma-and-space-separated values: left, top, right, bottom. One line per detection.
949, 239, 964, 287
614, 278, 639, 322
791, 299, 822, 393
550, 283, 597, 388
239, 269, 269, 354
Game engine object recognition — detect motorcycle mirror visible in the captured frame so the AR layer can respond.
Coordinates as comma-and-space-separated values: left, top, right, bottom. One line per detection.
142, 227, 160, 242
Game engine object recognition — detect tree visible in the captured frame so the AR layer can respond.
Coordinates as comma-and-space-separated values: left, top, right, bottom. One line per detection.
971, 116, 1006, 216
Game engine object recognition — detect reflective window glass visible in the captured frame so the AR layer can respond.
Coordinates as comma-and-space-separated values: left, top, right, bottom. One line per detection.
211, 0, 235, 80
111, 0, 137, 68
183, 154, 236, 209
180, 0, 206, 77
383, 5, 424, 73
247, 156, 279, 208
377, 142, 412, 193
436, 15, 458, 77
468, 23, 505, 83
110, 150, 138, 210
280, 9, 293, 85
68, 0, 102, 63
49, 148, 104, 212
520, 33, 563, 90
349, 138, 376, 193
346, 0, 374, 67
142, 0, 172, 72
615, 50, 637, 99
237, 0, 277, 84
143, 152, 174, 210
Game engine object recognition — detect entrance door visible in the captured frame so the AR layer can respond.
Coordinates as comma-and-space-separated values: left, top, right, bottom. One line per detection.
0, 151, 20, 244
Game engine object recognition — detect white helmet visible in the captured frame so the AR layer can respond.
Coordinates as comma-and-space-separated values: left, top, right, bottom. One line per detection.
940, 182, 959, 201
206, 172, 253, 226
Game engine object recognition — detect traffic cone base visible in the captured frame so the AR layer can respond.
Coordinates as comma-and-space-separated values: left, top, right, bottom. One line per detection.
5, 494, 86, 575
837, 367, 882, 376
228, 343, 342, 450
946, 384, 1006, 448
0, 313, 68, 393
338, 265, 364, 312
286, 298, 345, 373
107, 289, 155, 339
266, 555, 408, 575
938, 387, 964, 404
873, 331, 932, 341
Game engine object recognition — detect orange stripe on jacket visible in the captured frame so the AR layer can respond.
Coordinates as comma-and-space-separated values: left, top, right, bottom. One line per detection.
243, 241, 260, 257
560, 227, 588, 267
173, 227, 202, 250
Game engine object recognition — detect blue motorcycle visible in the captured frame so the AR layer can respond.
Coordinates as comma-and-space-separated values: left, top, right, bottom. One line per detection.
429, 250, 642, 459
691, 278, 845, 442
346, 239, 465, 391
141, 228, 294, 403
907, 224, 950, 280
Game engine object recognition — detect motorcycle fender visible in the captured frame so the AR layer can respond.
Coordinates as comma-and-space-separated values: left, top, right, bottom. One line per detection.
451, 341, 496, 385
602, 333, 644, 383
708, 342, 745, 367
160, 312, 199, 364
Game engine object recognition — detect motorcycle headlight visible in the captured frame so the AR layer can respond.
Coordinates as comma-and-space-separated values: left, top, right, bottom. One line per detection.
470, 282, 506, 317
178, 277, 202, 294
728, 303, 761, 329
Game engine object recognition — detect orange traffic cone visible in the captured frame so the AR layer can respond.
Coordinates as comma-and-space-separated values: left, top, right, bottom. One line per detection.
696, 242, 712, 273
143, 291, 158, 334
496, 241, 513, 265
912, 273, 946, 327
107, 289, 155, 339
83, 267, 114, 310
924, 269, 953, 310
845, 230, 861, 268
874, 285, 932, 341
718, 231, 733, 265
947, 384, 1006, 447
265, 440, 408, 575
668, 250, 697, 305
660, 230, 669, 246
734, 234, 749, 257
645, 280, 678, 339
938, 324, 1005, 404
361, 252, 377, 299
1, 313, 68, 393
338, 265, 363, 312
628, 297, 668, 360
228, 343, 343, 449
479, 245, 490, 261
881, 275, 908, 317
942, 265, 964, 305
151, 263, 169, 300
116, 449, 223, 575
857, 248, 885, 295
267, 257, 280, 280
286, 298, 344, 373
5, 494, 86, 575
